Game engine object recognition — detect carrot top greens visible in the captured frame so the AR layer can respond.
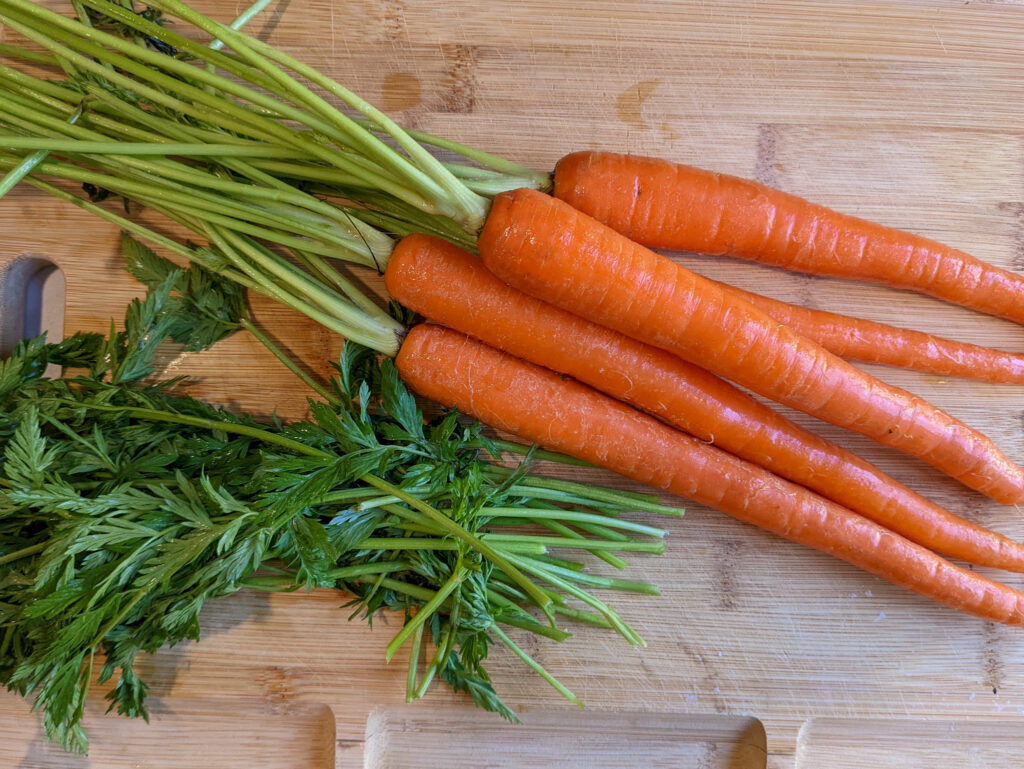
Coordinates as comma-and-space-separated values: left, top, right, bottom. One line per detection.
0, 236, 680, 753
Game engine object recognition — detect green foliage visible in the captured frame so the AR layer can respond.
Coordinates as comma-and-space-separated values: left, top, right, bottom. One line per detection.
120, 234, 248, 353
0, 233, 675, 755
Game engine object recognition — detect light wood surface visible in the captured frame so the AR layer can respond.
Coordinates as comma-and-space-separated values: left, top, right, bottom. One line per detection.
364, 707, 768, 768
3, 1, 1024, 767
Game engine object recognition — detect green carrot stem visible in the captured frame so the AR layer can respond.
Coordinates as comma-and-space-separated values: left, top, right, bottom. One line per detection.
518, 559, 660, 596
353, 577, 434, 603
0, 140, 369, 260
571, 521, 631, 544
405, 621, 424, 702
486, 593, 572, 641
208, 0, 275, 51
491, 624, 583, 708
0, 115, 384, 250
0, 42, 60, 67
0, 624, 13, 659
529, 517, 627, 571
498, 475, 685, 516
357, 118, 551, 188
411, 632, 446, 700
43, 0, 447, 213
244, 159, 384, 189
354, 537, 545, 554
214, 229, 399, 339
0, 101, 84, 199
196, 223, 401, 354
48, 399, 327, 457
0, 137, 312, 157
483, 438, 595, 467
13, 176, 251, 284
324, 562, 409, 581
318, 489, 398, 506
385, 565, 464, 661
37, 158, 374, 260
238, 318, 336, 403
529, 553, 586, 572
0, 60, 83, 104
496, 613, 571, 642
144, 0, 487, 229
0, 149, 47, 199
505, 553, 643, 646
372, 498, 551, 609
482, 535, 662, 554
551, 605, 614, 629
291, 248, 394, 322
0, 541, 48, 566
0, 4, 432, 212
482, 508, 666, 538
437, 596, 462, 673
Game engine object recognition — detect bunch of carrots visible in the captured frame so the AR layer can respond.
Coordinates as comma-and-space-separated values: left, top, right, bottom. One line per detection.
5, 0, 1024, 633
391, 178, 1024, 626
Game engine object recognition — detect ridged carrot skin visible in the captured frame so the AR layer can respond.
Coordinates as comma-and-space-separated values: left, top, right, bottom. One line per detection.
396, 324, 1024, 625
553, 151, 1024, 325
386, 234, 1024, 571
477, 188, 1024, 505
713, 279, 1024, 384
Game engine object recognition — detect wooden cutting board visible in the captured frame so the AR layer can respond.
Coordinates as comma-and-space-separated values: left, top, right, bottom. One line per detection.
3, 1, 1024, 766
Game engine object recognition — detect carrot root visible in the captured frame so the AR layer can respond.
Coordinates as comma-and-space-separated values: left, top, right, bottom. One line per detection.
553, 150, 1024, 326
710, 278, 1024, 385
396, 324, 1024, 626
386, 233, 1024, 572
476, 188, 1024, 505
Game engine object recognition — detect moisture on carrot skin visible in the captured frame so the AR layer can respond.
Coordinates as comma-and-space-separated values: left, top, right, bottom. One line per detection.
396, 323, 1024, 626
707, 278, 1024, 385
477, 188, 1024, 505
385, 233, 1024, 572
553, 150, 1024, 326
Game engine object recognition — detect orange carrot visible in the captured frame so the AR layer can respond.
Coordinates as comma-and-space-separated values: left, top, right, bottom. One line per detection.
712, 279, 1024, 384
476, 188, 1024, 505
553, 150, 1024, 325
385, 233, 1024, 571
397, 323, 1024, 625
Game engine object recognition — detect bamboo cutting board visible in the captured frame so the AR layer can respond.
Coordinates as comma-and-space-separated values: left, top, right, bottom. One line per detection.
3, 1, 1024, 766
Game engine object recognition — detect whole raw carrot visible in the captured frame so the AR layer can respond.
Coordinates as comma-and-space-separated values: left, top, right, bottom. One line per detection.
477, 188, 1024, 505
397, 323, 1024, 625
713, 279, 1024, 384
553, 150, 1024, 325
385, 234, 1024, 571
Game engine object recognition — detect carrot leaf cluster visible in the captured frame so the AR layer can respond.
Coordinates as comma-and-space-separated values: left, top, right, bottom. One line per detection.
0, 253, 677, 754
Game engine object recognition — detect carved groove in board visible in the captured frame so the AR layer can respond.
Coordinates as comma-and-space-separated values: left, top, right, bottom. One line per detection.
0, 255, 65, 378
364, 706, 768, 769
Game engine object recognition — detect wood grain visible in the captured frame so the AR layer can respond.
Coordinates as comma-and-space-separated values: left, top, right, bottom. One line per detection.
0, 697, 336, 769
3, 1, 1024, 767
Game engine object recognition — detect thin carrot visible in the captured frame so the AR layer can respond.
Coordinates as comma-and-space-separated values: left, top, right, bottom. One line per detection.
385, 234, 1024, 571
476, 188, 1024, 505
553, 150, 1024, 326
397, 323, 1024, 626
712, 279, 1024, 384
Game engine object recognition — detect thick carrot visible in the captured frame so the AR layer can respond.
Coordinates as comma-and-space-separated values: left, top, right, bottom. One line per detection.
385, 233, 1024, 571
397, 323, 1024, 625
477, 188, 1024, 504
713, 279, 1024, 384
553, 150, 1024, 326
